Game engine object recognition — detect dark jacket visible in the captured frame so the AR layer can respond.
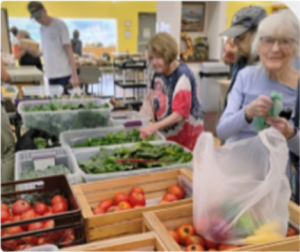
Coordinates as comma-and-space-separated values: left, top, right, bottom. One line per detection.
71, 38, 82, 56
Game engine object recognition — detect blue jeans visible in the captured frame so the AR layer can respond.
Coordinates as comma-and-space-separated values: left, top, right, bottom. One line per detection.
49, 75, 71, 94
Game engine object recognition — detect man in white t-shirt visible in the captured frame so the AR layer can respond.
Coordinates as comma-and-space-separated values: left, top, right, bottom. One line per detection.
27, 1, 79, 89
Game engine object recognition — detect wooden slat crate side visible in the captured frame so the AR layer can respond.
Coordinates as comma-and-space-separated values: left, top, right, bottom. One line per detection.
289, 201, 300, 225
61, 232, 167, 251
86, 198, 192, 228
72, 185, 93, 218
79, 169, 182, 193
143, 211, 182, 251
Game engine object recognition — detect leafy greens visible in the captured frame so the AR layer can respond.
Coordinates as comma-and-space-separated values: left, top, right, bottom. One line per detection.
20, 165, 71, 180
78, 142, 192, 174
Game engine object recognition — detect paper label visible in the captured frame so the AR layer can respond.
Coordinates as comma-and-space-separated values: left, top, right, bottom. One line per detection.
34, 158, 55, 171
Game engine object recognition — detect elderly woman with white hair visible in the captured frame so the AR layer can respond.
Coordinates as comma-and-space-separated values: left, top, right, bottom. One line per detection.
217, 10, 299, 170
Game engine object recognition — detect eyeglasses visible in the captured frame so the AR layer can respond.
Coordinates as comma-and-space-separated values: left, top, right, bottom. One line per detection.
260, 36, 296, 50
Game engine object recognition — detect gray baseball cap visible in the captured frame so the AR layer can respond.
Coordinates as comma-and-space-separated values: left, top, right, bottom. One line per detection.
27, 1, 45, 19
220, 6, 267, 38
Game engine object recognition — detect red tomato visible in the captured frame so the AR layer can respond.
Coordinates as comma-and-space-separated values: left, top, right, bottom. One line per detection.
287, 227, 298, 237
168, 185, 185, 199
6, 225, 24, 236
186, 235, 205, 247
42, 220, 56, 243
16, 244, 34, 250
130, 187, 144, 195
52, 201, 68, 214
113, 193, 129, 205
218, 244, 239, 251
37, 237, 46, 245
28, 222, 44, 231
62, 233, 75, 247
1, 211, 10, 223
176, 224, 195, 245
97, 199, 113, 212
93, 206, 105, 215
129, 192, 146, 207
43, 212, 53, 217
1, 203, 9, 213
44, 219, 55, 228
185, 244, 205, 251
11, 215, 21, 223
34, 203, 49, 215
107, 206, 121, 213
118, 201, 132, 210
158, 200, 168, 204
48, 206, 53, 213
204, 239, 219, 250
21, 235, 38, 245
51, 195, 67, 206
1, 234, 21, 251
168, 229, 180, 243
20, 209, 36, 230
207, 250, 217, 251
12, 200, 30, 216
162, 194, 178, 202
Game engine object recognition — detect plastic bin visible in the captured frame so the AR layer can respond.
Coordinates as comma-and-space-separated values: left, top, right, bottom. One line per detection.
22, 85, 64, 97
1, 175, 85, 250
26, 245, 59, 251
71, 141, 192, 182
18, 98, 112, 137
59, 126, 165, 148
2, 84, 19, 100
110, 111, 151, 127
15, 147, 83, 190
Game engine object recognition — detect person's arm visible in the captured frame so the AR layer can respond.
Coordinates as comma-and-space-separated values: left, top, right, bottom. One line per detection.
59, 21, 79, 87
1, 59, 13, 83
64, 45, 79, 87
139, 75, 191, 139
216, 72, 251, 141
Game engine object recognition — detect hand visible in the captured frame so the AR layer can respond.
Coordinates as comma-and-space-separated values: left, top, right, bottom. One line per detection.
69, 75, 79, 87
139, 124, 157, 140
266, 116, 295, 139
245, 95, 274, 121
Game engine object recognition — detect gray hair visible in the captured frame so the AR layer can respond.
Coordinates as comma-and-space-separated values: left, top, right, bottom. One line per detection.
252, 10, 299, 58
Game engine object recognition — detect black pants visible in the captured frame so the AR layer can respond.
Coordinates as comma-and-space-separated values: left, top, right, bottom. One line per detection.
49, 75, 71, 94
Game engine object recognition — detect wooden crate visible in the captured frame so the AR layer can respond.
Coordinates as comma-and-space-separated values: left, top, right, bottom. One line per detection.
60, 232, 167, 251
73, 168, 193, 243
143, 202, 300, 251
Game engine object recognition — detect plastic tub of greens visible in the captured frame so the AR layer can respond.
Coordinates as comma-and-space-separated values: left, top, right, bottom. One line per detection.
22, 85, 64, 97
110, 111, 151, 127
71, 141, 192, 182
2, 84, 19, 100
18, 98, 112, 137
59, 126, 165, 148
15, 147, 84, 190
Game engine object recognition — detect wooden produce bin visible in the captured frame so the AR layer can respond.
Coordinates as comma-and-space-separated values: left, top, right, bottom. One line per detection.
60, 232, 167, 251
143, 202, 300, 251
73, 168, 193, 243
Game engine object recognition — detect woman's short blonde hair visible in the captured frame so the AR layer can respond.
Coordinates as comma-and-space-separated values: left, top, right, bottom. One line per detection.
148, 32, 178, 65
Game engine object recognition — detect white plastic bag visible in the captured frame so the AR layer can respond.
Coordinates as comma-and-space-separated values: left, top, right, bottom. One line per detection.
193, 128, 291, 245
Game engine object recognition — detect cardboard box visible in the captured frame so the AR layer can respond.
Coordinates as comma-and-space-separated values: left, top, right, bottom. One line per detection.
19, 39, 39, 52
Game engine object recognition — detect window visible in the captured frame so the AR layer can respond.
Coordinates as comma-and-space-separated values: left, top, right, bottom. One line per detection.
8, 17, 117, 48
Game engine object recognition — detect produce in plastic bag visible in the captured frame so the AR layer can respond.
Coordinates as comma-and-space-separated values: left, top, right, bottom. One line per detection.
193, 128, 291, 245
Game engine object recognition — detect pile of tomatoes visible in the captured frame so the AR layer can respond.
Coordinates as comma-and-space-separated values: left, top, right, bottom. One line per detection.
169, 224, 241, 251
168, 224, 299, 251
1, 195, 75, 251
93, 184, 185, 215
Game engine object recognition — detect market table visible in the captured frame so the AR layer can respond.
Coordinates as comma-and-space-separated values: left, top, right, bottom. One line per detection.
7, 66, 44, 85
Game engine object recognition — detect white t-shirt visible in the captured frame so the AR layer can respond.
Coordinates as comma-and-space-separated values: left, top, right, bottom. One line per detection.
40, 18, 72, 79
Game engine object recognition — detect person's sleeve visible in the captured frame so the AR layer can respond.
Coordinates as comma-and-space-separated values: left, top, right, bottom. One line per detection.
58, 21, 71, 46
287, 130, 300, 155
216, 71, 250, 141
171, 75, 191, 119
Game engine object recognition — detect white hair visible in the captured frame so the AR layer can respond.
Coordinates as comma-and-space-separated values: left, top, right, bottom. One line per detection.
251, 10, 299, 58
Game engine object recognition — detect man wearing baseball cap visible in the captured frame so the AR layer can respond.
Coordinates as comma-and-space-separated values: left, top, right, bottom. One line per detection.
220, 6, 267, 110
27, 1, 79, 90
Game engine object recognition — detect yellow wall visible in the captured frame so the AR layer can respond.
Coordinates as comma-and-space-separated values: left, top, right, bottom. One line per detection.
225, 1, 275, 28
1, 1, 157, 53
